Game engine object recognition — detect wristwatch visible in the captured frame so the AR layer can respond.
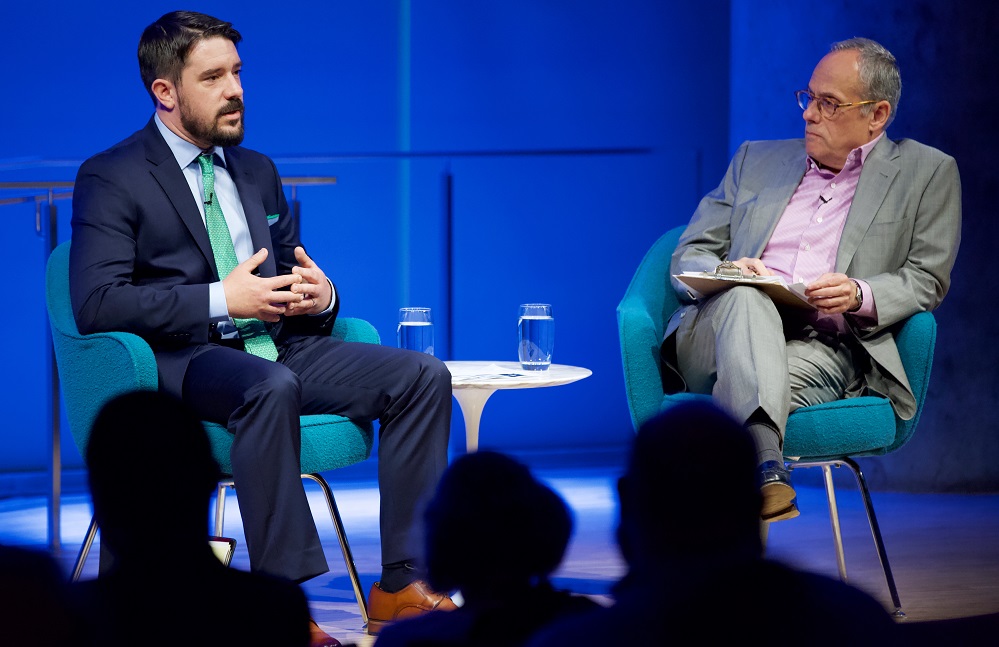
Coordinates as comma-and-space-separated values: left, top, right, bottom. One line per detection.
849, 280, 863, 312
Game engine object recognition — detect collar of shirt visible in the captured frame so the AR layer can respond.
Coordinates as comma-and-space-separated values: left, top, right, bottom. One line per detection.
153, 114, 229, 171
805, 131, 884, 175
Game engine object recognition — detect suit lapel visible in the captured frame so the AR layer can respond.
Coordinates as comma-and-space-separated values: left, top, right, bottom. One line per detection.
142, 119, 217, 275
745, 153, 806, 258
836, 136, 900, 272
225, 148, 277, 278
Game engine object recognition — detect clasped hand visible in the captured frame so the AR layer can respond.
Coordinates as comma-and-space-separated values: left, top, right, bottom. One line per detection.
222, 247, 332, 321
731, 258, 859, 314
802, 272, 858, 314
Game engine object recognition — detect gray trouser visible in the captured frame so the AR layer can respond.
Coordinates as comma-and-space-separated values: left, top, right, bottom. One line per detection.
675, 286, 860, 439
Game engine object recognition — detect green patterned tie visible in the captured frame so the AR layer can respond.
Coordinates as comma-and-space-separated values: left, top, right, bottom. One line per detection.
197, 153, 279, 361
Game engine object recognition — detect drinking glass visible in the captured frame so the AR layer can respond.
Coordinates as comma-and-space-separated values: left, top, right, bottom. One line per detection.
517, 304, 554, 370
398, 307, 434, 355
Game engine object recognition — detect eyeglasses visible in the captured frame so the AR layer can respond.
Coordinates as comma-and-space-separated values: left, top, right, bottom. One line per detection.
794, 90, 878, 118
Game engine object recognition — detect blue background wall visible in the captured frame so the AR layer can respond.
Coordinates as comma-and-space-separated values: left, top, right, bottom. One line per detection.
1, 0, 995, 494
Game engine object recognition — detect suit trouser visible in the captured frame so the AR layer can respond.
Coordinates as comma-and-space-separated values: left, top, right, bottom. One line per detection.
182, 336, 452, 583
673, 286, 860, 440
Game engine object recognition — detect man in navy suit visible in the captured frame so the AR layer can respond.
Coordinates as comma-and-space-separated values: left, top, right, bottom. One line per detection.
70, 11, 455, 643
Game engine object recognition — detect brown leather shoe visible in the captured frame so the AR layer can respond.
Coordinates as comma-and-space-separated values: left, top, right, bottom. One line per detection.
366, 580, 458, 635
309, 618, 342, 647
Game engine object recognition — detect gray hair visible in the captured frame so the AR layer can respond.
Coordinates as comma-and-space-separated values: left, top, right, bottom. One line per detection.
831, 37, 901, 127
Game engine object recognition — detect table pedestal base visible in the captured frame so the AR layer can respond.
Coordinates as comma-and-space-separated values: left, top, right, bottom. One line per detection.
451, 388, 497, 453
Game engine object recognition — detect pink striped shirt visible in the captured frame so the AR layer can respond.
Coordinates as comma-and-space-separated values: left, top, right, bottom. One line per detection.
759, 134, 882, 332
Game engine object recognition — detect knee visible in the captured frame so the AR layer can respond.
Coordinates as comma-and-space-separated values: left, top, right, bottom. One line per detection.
720, 285, 771, 305
398, 353, 452, 401
713, 285, 779, 319
418, 354, 453, 395
247, 362, 302, 405
433, 357, 453, 394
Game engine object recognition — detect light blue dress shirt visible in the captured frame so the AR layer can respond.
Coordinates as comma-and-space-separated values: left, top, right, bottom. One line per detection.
154, 115, 333, 338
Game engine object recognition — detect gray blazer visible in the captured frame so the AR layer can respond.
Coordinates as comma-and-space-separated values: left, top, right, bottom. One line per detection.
666, 136, 962, 420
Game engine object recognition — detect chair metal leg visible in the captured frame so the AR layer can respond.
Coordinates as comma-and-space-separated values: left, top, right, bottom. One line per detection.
842, 457, 905, 618
791, 458, 905, 618
76, 486, 232, 583
302, 473, 369, 626
821, 463, 849, 582
789, 460, 850, 582
71, 514, 99, 582
208, 474, 368, 624
74, 476, 364, 609
214, 480, 233, 537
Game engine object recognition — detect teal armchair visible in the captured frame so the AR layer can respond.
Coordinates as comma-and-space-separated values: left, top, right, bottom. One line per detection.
45, 241, 376, 624
617, 226, 937, 617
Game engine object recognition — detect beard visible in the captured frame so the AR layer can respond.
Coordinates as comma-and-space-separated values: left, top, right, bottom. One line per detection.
180, 97, 245, 148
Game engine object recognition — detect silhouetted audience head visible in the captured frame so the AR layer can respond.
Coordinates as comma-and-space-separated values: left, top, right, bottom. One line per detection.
617, 400, 762, 570
85, 389, 221, 559
525, 401, 899, 646
74, 390, 312, 646
376, 450, 599, 647
422, 450, 572, 599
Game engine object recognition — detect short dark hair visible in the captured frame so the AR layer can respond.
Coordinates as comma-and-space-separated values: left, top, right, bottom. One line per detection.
138, 11, 242, 105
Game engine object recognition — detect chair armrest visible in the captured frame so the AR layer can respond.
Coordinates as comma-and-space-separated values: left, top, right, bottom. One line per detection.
617, 304, 666, 430
890, 311, 937, 451
51, 330, 158, 458
331, 317, 381, 345
617, 226, 686, 430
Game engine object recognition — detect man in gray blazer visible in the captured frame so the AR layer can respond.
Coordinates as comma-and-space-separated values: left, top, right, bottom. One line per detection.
661, 37, 961, 521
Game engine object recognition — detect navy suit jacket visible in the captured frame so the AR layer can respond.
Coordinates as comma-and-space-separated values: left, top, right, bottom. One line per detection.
70, 117, 339, 400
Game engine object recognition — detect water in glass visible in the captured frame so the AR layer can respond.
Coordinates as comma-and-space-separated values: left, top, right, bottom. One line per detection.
398, 308, 434, 355
518, 304, 554, 370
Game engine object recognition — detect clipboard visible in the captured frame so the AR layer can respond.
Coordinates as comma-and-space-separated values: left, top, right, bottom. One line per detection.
674, 271, 815, 310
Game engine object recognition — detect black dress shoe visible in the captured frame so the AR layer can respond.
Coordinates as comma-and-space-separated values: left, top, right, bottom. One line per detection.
758, 460, 799, 522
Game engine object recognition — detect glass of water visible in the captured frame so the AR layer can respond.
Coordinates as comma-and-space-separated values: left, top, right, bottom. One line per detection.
398, 307, 434, 355
518, 303, 554, 370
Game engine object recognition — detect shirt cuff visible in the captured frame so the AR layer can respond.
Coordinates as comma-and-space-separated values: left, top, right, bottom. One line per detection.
209, 281, 232, 322
312, 278, 336, 316
850, 279, 877, 326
